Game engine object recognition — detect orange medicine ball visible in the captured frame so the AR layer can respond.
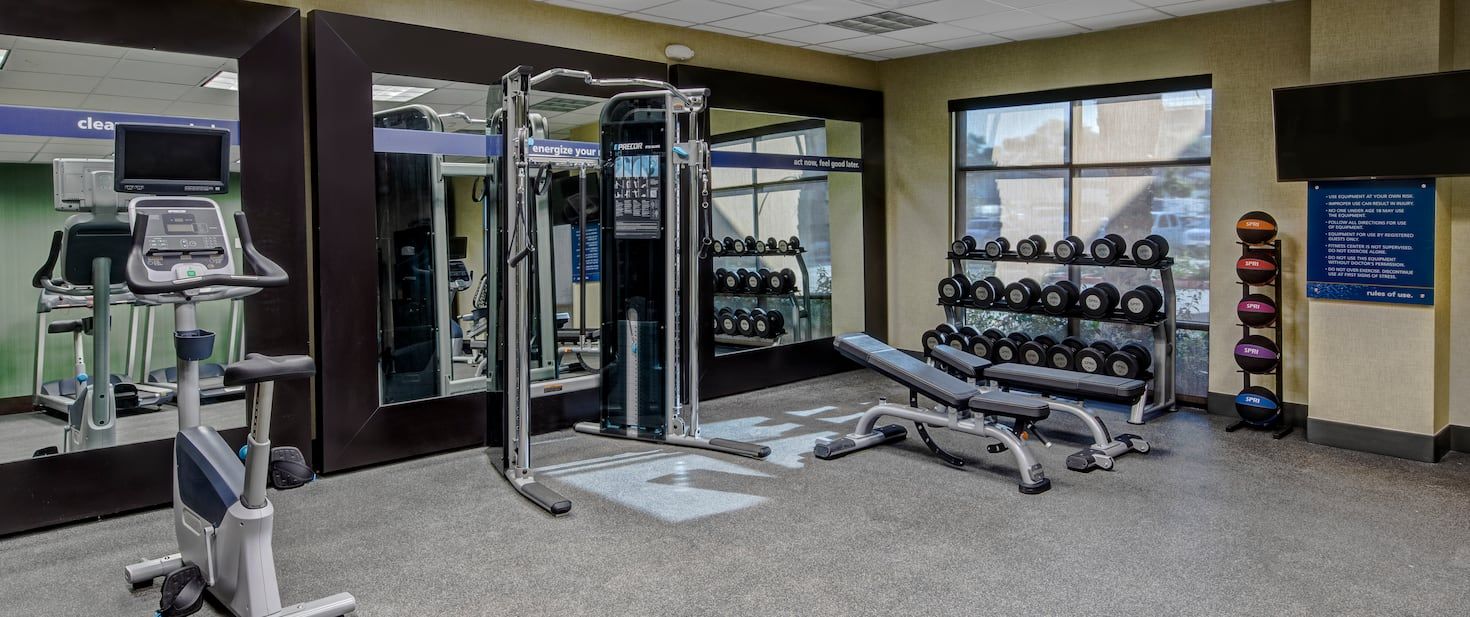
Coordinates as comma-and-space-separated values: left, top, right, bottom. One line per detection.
1237, 211, 1278, 244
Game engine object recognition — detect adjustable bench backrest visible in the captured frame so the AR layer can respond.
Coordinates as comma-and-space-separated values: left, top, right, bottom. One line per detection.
835, 333, 979, 410
925, 344, 1147, 405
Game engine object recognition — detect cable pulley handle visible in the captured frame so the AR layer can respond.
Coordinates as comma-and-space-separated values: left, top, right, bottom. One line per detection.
125, 212, 290, 294
32, 230, 64, 289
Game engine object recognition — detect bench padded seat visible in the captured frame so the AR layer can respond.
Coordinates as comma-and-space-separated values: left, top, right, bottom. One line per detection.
929, 344, 990, 378
984, 363, 1145, 403
836, 334, 978, 410
969, 391, 1050, 421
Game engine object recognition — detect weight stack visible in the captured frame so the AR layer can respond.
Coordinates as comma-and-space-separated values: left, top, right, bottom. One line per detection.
1229, 211, 1290, 439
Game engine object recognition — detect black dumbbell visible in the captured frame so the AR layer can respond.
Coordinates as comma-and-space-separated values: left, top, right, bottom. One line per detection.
766, 268, 795, 294
755, 239, 769, 253
922, 323, 958, 355
991, 336, 1021, 364
1120, 285, 1164, 323
938, 273, 972, 304
1132, 234, 1170, 266
709, 240, 724, 256
1053, 236, 1084, 263
970, 329, 1003, 360
776, 238, 790, 253
1106, 342, 1153, 379
734, 309, 755, 337
743, 236, 759, 253
1003, 278, 1042, 312
951, 236, 977, 256
722, 237, 740, 254
787, 236, 802, 252
1040, 280, 1080, 315
1016, 235, 1047, 260
970, 276, 1004, 307
745, 268, 772, 293
1017, 334, 1056, 368
767, 310, 786, 335
1075, 341, 1116, 374
983, 237, 1011, 259
1090, 234, 1127, 265
720, 268, 742, 293
765, 237, 779, 253
750, 308, 771, 338
717, 308, 736, 335
1046, 336, 1087, 371
713, 268, 730, 292
1078, 283, 1120, 318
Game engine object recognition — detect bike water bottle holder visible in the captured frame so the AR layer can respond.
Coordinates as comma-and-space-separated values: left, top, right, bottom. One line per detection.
174, 330, 216, 362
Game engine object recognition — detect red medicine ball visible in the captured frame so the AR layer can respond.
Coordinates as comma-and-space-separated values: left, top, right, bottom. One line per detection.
1236, 252, 1278, 285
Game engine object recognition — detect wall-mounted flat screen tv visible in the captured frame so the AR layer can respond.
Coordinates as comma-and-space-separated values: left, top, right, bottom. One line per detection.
1274, 70, 1470, 181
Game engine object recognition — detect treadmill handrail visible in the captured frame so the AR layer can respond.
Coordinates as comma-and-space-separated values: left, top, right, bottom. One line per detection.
126, 211, 289, 295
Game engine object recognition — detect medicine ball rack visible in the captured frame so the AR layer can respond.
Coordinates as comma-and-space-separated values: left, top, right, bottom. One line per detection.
941, 249, 1177, 425
711, 246, 813, 346
1226, 239, 1291, 438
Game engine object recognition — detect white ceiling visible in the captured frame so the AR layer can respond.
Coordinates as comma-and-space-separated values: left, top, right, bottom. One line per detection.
538, 0, 1288, 60
0, 35, 238, 163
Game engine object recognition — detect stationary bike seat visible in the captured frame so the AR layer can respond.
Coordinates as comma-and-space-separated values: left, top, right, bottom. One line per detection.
223, 353, 316, 386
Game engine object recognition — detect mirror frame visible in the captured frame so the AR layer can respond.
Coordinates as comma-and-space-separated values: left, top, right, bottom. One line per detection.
669, 65, 887, 399
0, 0, 308, 536
308, 12, 668, 472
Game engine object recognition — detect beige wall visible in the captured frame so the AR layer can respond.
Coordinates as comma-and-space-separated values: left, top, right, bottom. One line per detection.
262, 0, 877, 90
878, 2, 1313, 403
1454, 0, 1470, 429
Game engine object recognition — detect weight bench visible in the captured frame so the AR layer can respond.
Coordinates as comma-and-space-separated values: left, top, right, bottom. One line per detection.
928, 345, 1150, 472
814, 333, 1052, 494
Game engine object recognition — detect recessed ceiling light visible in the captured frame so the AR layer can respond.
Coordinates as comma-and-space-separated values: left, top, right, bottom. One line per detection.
0, 49, 9, 70
201, 69, 238, 91
372, 84, 434, 102
830, 11, 934, 35
529, 97, 597, 113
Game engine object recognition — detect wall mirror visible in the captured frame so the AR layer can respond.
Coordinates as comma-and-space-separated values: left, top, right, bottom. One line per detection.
707, 109, 866, 356
0, 36, 246, 464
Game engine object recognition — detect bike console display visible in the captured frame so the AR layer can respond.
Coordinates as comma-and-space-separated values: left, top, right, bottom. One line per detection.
129, 198, 234, 283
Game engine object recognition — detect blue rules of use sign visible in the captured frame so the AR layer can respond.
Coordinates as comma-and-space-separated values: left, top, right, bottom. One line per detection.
1307, 179, 1435, 305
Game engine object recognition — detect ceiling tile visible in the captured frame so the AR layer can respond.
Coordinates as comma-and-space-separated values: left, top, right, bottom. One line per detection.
770, 0, 886, 22
690, 24, 755, 36
412, 88, 487, 105
1159, 0, 1270, 16
1072, 8, 1171, 30
994, 21, 1087, 40
626, 12, 694, 25
900, 0, 1015, 21
707, 11, 813, 34
11, 37, 127, 58
0, 151, 37, 163
868, 44, 942, 59
952, 9, 1055, 33
764, 23, 863, 44
80, 94, 171, 114
0, 71, 101, 94
0, 89, 88, 108
714, 0, 801, 8
848, 52, 888, 61
0, 140, 44, 154
123, 48, 228, 68
4, 50, 116, 77
1031, 0, 1145, 21
751, 34, 809, 46
107, 60, 215, 86
546, 0, 656, 12
92, 77, 191, 101
880, 23, 978, 44
929, 33, 1009, 50
38, 141, 114, 155
373, 75, 451, 88
818, 35, 909, 53
639, 0, 750, 22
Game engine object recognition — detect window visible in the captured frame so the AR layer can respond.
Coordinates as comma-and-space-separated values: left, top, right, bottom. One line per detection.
952, 79, 1212, 400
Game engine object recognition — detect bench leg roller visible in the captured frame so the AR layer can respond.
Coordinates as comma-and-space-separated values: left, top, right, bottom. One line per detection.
1115, 433, 1150, 454
814, 424, 906, 460
1066, 448, 1115, 472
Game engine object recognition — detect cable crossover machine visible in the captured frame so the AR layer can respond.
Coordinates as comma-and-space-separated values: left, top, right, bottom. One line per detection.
491, 66, 770, 516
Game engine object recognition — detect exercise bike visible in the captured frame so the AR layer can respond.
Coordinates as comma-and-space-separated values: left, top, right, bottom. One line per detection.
113, 124, 355, 617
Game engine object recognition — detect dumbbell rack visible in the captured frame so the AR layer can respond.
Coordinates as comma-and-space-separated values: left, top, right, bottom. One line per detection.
712, 248, 814, 345
1226, 240, 1291, 438
943, 250, 1178, 425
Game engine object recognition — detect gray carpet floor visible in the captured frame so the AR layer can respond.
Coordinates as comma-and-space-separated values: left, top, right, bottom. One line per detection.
0, 398, 246, 464
2, 370, 1468, 616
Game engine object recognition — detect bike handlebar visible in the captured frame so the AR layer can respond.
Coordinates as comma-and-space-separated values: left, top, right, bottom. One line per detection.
125, 211, 289, 295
